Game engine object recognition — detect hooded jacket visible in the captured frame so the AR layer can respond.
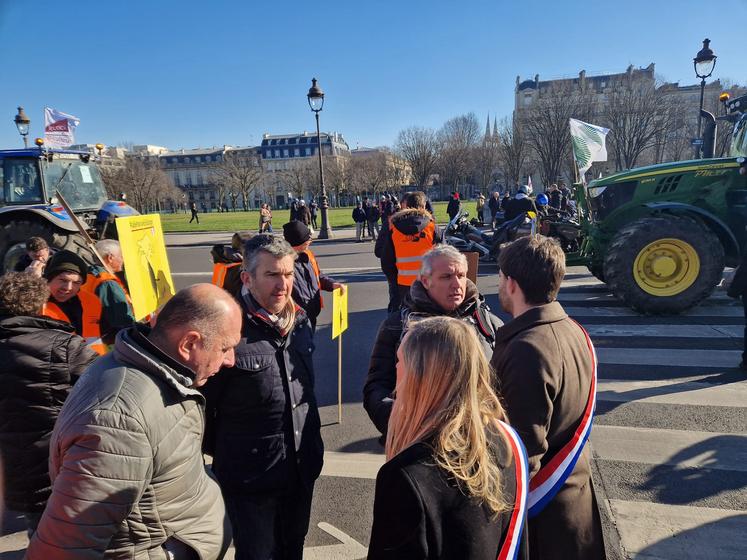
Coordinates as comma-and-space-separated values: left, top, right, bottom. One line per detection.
26, 325, 231, 560
363, 279, 503, 436
374, 208, 442, 281
0, 315, 97, 514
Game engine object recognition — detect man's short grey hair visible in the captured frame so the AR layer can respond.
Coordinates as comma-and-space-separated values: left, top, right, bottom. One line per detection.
419, 245, 468, 278
95, 239, 122, 258
242, 234, 297, 275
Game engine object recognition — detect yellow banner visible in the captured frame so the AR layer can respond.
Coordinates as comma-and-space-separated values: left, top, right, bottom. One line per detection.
332, 286, 348, 339
116, 214, 175, 320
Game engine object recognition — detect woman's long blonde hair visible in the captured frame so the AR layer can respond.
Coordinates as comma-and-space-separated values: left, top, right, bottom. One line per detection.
386, 316, 511, 516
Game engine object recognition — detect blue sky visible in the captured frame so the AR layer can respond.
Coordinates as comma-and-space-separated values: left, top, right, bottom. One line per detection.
1, 0, 745, 151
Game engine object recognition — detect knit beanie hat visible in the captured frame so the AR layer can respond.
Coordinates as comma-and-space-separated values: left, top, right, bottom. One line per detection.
44, 250, 88, 280
283, 221, 312, 247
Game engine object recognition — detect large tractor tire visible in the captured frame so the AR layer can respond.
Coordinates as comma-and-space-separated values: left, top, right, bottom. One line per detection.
0, 219, 93, 272
603, 216, 724, 314
588, 263, 605, 283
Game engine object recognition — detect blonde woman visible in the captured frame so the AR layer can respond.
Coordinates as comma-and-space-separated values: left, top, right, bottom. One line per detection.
369, 316, 528, 560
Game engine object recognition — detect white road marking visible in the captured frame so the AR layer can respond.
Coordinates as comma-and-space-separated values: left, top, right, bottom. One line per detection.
609, 500, 747, 559
598, 378, 747, 408
321, 451, 385, 480
304, 523, 368, 559
595, 347, 741, 367
585, 324, 743, 338
591, 425, 747, 472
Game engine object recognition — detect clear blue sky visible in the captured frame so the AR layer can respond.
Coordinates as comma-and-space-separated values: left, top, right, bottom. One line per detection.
1, 0, 745, 151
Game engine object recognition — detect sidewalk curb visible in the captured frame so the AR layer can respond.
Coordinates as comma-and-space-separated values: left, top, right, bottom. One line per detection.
591, 445, 627, 560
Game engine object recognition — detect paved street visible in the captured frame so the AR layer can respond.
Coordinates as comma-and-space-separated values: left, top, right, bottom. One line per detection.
2, 231, 746, 559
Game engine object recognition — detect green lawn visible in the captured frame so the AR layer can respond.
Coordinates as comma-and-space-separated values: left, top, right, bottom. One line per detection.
160, 201, 479, 233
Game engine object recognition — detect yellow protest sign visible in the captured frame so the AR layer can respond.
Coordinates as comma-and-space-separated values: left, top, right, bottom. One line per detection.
116, 214, 175, 320
332, 286, 348, 339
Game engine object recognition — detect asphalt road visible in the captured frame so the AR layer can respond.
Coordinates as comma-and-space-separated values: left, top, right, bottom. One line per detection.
2, 229, 745, 559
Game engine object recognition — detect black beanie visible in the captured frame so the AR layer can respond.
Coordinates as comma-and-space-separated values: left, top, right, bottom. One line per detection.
44, 250, 88, 280
283, 221, 311, 247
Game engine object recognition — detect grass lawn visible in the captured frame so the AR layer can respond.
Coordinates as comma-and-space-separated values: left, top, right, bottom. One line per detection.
160, 200, 479, 233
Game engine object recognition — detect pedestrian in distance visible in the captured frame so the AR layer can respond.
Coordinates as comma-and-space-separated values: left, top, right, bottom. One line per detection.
203, 234, 324, 560
310, 200, 319, 229
353, 202, 367, 242
502, 185, 537, 221
189, 201, 200, 224
366, 199, 382, 241
289, 198, 299, 221
0, 272, 98, 538
364, 244, 502, 436
476, 193, 486, 225
259, 203, 273, 233
547, 183, 562, 210
447, 191, 461, 221
13, 236, 50, 276
27, 284, 243, 559
488, 191, 502, 229
283, 220, 344, 331
491, 235, 605, 560
297, 200, 312, 228
375, 191, 441, 312
83, 239, 135, 345
368, 316, 528, 560
42, 250, 108, 356
362, 197, 371, 238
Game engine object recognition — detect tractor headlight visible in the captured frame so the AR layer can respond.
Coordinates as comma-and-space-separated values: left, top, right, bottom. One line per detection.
588, 186, 607, 198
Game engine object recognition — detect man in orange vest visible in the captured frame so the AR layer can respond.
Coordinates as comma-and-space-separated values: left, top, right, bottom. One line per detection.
375, 190, 441, 311
283, 220, 344, 331
82, 239, 135, 343
42, 250, 107, 355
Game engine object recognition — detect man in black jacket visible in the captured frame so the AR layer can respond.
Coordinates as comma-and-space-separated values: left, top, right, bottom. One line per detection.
0, 272, 97, 535
446, 191, 461, 220
503, 185, 537, 221
727, 253, 747, 370
363, 245, 503, 436
353, 202, 367, 242
204, 234, 323, 560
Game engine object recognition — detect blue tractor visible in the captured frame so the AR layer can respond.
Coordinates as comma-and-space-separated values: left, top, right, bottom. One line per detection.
0, 146, 138, 271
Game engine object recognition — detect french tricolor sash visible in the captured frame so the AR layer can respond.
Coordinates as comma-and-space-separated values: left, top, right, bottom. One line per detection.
497, 420, 529, 560
527, 320, 597, 518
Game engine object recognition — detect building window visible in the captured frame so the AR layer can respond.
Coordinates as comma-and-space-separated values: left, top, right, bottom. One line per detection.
294, 148, 300, 157
271, 139, 277, 145
300, 137, 308, 144
195, 156, 201, 163
305, 147, 311, 156
283, 149, 289, 158
279, 139, 286, 145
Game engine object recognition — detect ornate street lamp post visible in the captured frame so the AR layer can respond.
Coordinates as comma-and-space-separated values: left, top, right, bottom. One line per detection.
14, 106, 30, 148
307, 78, 333, 239
693, 38, 717, 158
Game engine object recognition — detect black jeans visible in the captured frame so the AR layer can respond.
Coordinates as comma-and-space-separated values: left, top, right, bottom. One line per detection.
224, 480, 315, 560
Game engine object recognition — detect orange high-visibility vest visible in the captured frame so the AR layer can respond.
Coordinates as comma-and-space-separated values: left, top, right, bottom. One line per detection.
391, 221, 436, 286
82, 270, 133, 308
212, 262, 242, 288
43, 290, 107, 355
304, 249, 324, 308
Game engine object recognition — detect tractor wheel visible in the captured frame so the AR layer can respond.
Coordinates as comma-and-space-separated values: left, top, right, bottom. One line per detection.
603, 216, 724, 314
0, 219, 93, 272
588, 263, 605, 283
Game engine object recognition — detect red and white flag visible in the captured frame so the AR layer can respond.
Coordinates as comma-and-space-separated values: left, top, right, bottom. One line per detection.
44, 107, 80, 147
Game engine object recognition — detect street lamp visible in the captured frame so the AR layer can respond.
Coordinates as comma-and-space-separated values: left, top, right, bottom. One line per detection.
307, 77, 332, 239
14, 106, 30, 148
693, 38, 717, 158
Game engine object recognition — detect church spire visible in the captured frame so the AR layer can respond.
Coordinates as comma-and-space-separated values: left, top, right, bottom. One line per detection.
485, 113, 492, 140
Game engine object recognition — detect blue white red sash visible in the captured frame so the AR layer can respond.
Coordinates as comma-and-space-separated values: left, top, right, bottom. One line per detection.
497, 420, 529, 560
527, 320, 597, 518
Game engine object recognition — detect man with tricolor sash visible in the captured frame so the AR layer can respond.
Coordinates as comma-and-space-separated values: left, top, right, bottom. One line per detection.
491, 235, 605, 560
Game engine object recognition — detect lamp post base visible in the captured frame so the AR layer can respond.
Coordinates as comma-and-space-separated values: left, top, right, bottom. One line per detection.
317, 226, 334, 240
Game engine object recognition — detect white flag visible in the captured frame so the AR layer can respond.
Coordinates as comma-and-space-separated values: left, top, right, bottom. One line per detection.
44, 107, 80, 147
569, 118, 610, 179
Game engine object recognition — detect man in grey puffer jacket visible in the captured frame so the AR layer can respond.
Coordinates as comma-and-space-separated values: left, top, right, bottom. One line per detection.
26, 284, 242, 560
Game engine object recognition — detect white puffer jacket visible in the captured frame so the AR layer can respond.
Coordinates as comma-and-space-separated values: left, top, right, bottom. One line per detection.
26, 326, 231, 559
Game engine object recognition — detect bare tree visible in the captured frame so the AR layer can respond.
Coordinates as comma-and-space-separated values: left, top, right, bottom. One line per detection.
323, 155, 354, 206
100, 159, 177, 213
436, 113, 482, 195
521, 85, 593, 186
351, 152, 388, 197
497, 116, 529, 191
395, 126, 440, 189
602, 83, 678, 170
281, 158, 315, 199
211, 150, 264, 210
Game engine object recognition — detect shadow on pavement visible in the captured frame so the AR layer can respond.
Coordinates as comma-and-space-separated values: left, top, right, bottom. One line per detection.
636, 514, 747, 559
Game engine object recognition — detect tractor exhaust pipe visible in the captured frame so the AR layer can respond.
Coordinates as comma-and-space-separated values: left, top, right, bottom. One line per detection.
700, 109, 716, 159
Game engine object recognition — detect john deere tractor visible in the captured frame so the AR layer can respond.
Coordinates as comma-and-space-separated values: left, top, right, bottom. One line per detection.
0, 144, 138, 271
568, 93, 747, 314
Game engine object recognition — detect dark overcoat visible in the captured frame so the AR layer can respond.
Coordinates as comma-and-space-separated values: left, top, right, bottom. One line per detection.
490, 301, 605, 560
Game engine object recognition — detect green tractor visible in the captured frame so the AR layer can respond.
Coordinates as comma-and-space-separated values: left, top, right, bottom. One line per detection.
567, 93, 747, 314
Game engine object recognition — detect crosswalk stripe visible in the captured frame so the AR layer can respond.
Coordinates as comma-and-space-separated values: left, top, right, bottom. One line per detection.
565, 305, 743, 317
597, 378, 747, 408
591, 425, 747, 472
608, 500, 747, 559
585, 324, 742, 338
321, 451, 384, 480
596, 347, 741, 367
